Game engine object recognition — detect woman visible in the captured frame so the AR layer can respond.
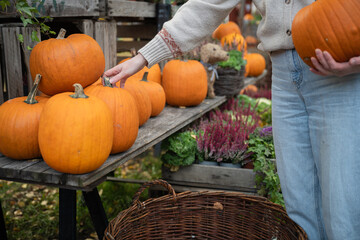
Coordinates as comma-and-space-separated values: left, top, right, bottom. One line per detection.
104, 1, 360, 239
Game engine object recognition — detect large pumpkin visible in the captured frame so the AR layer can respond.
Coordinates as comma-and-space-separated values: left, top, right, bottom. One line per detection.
244, 53, 266, 77
30, 28, 105, 96
0, 74, 47, 160
162, 60, 207, 107
85, 77, 139, 154
38, 84, 113, 174
292, 0, 360, 67
212, 21, 241, 40
123, 81, 152, 127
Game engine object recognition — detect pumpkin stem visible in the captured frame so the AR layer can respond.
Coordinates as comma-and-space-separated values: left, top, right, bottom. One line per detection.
102, 76, 114, 88
70, 83, 89, 99
140, 72, 149, 82
24, 74, 41, 104
130, 48, 137, 57
57, 28, 66, 39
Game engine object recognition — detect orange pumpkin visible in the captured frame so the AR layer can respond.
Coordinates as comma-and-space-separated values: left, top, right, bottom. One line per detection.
245, 36, 258, 45
0, 74, 46, 160
38, 83, 113, 174
162, 60, 207, 107
85, 78, 139, 154
212, 21, 241, 40
30, 28, 105, 96
133, 72, 166, 117
123, 81, 152, 127
220, 33, 247, 52
244, 53, 266, 77
292, 0, 360, 67
244, 14, 254, 21
240, 84, 258, 94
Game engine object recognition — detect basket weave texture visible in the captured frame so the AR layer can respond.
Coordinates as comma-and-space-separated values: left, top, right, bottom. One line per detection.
104, 180, 307, 240
214, 67, 245, 97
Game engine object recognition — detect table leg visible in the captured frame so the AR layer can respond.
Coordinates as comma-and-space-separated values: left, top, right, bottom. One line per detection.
0, 200, 7, 240
59, 188, 77, 240
82, 188, 108, 240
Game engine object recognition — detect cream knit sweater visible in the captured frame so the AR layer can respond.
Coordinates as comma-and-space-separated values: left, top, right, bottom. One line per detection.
138, 0, 314, 67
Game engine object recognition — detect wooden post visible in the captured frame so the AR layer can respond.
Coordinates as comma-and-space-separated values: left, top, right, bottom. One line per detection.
95, 20, 117, 71
0, 50, 4, 105
21, 27, 41, 92
2, 27, 24, 99
76, 19, 94, 38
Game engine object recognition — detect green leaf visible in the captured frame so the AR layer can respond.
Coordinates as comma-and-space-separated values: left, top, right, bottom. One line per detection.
27, 46, 32, 51
17, 34, 24, 43
31, 30, 40, 42
0, 0, 10, 10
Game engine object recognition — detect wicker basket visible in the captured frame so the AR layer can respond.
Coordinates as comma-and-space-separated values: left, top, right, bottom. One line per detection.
214, 67, 245, 97
104, 180, 307, 240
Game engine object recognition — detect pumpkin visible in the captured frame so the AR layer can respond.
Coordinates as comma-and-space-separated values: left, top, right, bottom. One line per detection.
29, 28, 105, 96
243, 14, 254, 21
220, 33, 247, 52
292, 0, 360, 67
162, 60, 207, 107
85, 77, 139, 154
212, 21, 241, 40
131, 72, 166, 117
123, 81, 152, 127
244, 53, 266, 77
245, 36, 258, 46
240, 84, 258, 94
0, 74, 46, 160
38, 83, 113, 174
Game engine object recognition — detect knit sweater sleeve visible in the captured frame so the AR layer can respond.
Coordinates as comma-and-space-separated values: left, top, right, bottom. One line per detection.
138, 0, 240, 68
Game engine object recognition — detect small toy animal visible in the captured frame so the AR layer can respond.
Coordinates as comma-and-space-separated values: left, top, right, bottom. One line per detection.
200, 43, 229, 98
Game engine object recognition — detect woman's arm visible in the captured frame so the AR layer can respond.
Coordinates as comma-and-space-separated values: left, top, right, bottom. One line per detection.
310, 49, 360, 77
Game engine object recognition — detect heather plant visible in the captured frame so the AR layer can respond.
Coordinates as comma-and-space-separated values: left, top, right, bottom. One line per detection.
196, 98, 261, 164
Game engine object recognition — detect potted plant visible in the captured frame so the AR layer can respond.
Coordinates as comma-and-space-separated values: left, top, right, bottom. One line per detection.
214, 33, 247, 97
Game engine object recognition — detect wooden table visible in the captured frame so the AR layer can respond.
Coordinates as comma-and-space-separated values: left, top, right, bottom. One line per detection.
0, 96, 226, 240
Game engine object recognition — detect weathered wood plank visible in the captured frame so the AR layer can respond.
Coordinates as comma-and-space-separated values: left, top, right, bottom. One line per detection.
2, 27, 24, 99
0, 159, 40, 179
0, 45, 4, 104
108, 1, 156, 18
76, 19, 94, 38
0, 0, 100, 18
21, 27, 41, 92
95, 20, 117, 71
117, 23, 157, 39
162, 164, 257, 192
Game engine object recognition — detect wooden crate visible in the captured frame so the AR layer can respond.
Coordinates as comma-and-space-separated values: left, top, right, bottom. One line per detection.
162, 163, 257, 194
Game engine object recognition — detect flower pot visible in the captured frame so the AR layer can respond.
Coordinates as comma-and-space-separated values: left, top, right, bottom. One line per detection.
218, 162, 241, 168
198, 160, 219, 166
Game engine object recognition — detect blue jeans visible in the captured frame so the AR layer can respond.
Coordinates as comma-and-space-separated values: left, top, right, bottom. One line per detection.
271, 49, 360, 240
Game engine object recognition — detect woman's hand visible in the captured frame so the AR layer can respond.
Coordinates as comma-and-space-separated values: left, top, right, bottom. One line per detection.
103, 53, 148, 88
310, 49, 360, 77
